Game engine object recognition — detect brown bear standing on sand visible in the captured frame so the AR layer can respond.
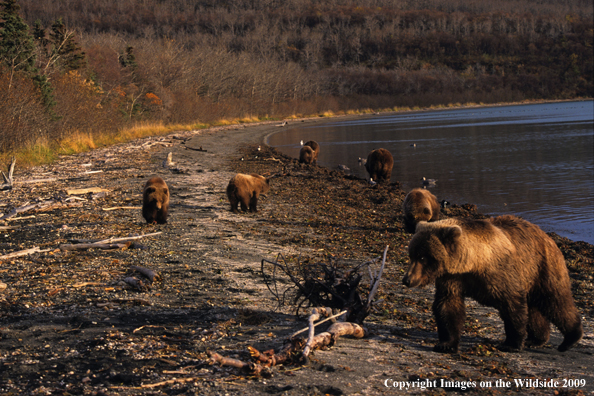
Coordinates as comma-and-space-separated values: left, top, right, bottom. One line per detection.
365, 148, 393, 183
299, 146, 315, 164
226, 173, 270, 213
299, 140, 320, 164
143, 177, 170, 224
403, 188, 440, 233
304, 140, 319, 163
403, 215, 582, 353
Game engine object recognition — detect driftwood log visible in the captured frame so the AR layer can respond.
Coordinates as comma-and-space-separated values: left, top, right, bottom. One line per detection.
60, 242, 132, 251
185, 146, 207, 152
210, 307, 368, 375
0, 157, 16, 191
0, 246, 52, 261
66, 187, 110, 195
0, 200, 57, 221
123, 276, 149, 292
101, 206, 142, 211
131, 265, 161, 282
66, 232, 162, 245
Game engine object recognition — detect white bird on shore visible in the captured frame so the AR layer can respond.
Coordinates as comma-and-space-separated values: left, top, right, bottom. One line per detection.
369, 178, 377, 186
300, 140, 304, 145
422, 177, 437, 186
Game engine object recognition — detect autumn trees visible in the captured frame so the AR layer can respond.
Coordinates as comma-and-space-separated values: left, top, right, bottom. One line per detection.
1, 0, 593, 156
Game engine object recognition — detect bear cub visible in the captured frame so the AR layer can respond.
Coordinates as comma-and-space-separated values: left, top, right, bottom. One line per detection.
143, 177, 170, 224
299, 140, 320, 164
365, 148, 393, 183
226, 173, 270, 213
403, 215, 582, 353
402, 188, 440, 233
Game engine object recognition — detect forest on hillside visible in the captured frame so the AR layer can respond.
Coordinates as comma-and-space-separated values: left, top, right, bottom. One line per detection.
1, 0, 592, 154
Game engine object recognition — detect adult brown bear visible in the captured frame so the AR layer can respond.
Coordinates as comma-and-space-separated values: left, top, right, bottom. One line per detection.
142, 177, 170, 224
365, 148, 393, 183
402, 188, 440, 233
403, 215, 582, 353
226, 173, 270, 213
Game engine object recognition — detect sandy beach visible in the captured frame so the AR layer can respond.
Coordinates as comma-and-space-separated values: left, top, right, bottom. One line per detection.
0, 116, 592, 395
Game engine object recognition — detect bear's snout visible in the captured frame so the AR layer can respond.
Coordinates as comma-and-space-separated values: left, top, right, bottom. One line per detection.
402, 261, 425, 288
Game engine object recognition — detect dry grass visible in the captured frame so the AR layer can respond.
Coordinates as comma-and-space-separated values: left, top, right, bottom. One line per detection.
0, 99, 580, 170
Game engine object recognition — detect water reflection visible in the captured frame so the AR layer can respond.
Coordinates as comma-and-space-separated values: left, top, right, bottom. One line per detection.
267, 101, 594, 244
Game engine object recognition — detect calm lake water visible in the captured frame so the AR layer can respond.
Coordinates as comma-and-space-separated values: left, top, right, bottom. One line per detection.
266, 101, 594, 244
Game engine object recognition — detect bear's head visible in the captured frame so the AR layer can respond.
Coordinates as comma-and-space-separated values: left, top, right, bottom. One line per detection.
145, 186, 168, 210
403, 192, 435, 233
299, 146, 314, 164
403, 221, 462, 288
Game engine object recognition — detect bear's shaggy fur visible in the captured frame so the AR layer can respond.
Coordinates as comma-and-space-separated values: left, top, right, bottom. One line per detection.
299, 146, 315, 164
403, 188, 440, 233
365, 148, 393, 183
226, 173, 270, 213
403, 215, 582, 353
304, 140, 319, 163
299, 140, 320, 164
142, 177, 170, 224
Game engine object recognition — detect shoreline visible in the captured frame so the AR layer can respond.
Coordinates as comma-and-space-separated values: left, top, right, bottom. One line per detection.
0, 119, 592, 394
264, 99, 594, 245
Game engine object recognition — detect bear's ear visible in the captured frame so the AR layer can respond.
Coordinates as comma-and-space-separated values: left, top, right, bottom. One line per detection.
437, 226, 462, 255
163, 188, 168, 195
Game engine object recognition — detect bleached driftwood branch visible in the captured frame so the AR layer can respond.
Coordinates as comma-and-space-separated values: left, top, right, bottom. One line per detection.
0, 157, 16, 191
163, 152, 175, 168
101, 206, 142, 211
366, 245, 388, 311
66, 187, 109, 195
59, 242, 131, 251
0, 246, 52, 261
0, 200, 57, 221
291, 309, 347, 338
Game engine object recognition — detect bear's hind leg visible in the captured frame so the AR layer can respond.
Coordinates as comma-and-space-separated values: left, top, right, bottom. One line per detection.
526, 307, 550, 348
433, 284, 465, 353
537, 285, 583, 352
551, 303, 582, 352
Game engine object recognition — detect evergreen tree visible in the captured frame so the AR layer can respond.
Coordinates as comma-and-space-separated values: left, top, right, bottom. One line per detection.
0, 0, 35, 73
49, 18, 85, 71
0, 0, 55, 112
119, 46, 137, 70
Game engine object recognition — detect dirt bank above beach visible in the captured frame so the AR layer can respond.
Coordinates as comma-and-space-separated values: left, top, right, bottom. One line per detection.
0, 117, 592, 395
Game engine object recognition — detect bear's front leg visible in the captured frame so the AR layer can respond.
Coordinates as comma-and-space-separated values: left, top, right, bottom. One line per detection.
249, 195, 258, 213
433, 282, 465, 353
497, 297, 528, 352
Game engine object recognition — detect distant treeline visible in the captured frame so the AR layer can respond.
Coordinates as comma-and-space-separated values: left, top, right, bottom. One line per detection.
1, 0, 592, 154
